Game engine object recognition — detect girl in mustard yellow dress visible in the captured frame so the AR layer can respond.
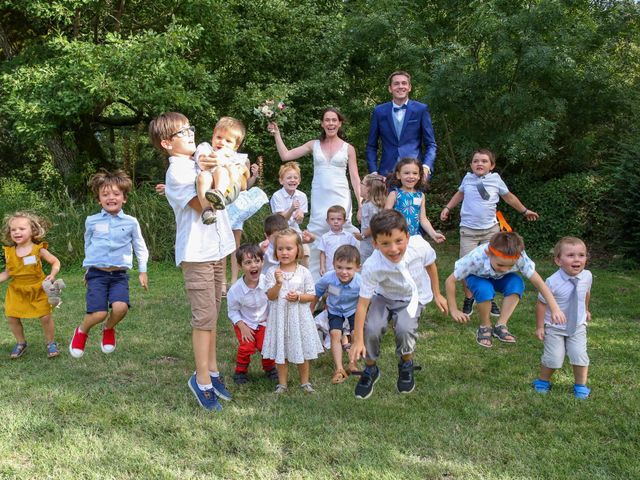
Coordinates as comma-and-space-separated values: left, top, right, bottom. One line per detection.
1, 212, 61, 358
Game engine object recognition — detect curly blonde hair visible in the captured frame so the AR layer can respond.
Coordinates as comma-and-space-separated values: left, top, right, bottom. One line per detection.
2, 211, 51, 245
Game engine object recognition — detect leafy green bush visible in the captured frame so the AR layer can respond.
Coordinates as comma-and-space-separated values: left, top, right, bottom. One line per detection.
502, 172, 611, 256
608, 138, 640, 262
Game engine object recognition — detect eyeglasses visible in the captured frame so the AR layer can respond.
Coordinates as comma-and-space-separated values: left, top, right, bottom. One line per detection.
170, 125, 195, 138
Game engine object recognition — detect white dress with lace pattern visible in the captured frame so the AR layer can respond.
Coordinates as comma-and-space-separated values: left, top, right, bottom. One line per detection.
261, 264, 324, 364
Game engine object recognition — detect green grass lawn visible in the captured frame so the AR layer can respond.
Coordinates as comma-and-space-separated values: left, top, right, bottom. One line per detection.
1, 246, 638, 479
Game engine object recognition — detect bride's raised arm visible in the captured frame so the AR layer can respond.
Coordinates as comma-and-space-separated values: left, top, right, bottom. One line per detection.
268, 122, 314, 162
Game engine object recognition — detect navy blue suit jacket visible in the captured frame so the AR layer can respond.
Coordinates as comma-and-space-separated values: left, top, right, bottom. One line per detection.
366, 100, 437, 176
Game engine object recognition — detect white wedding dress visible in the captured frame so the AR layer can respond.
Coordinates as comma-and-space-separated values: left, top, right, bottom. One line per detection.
308, 140, 359, 280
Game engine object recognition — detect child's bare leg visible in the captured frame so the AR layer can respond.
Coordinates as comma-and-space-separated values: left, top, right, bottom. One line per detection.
496, 294, 519, 328
573, 365, 588, 385
193, 328, 213, 385
476, 300, 492, 328
297, 360, 310, 385
277, 362, 289, 386
462, 279, 473, 299
207, 327, 218, 373
7, 316, 25, 343
104, 301, 128, 329
212, 167, 231, 196
196, 172, 213, 210
330, 330, 344, 372
80, 311, 109, 333
39, 314, 55, 343
230, 229, 242, 284
539, 366, 555, 381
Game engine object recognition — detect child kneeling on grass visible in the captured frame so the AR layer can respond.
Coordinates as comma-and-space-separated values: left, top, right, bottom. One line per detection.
227, 243, 277, 384
69, 170, 149, 358
311, 245, 362, 384
149, 112, 236, 411
349, 210, 447, 400
445, 231, 565, 348
533, 237, 593, 399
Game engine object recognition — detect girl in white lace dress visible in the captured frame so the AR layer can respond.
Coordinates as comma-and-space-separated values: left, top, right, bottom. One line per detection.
262, 228, 324, 394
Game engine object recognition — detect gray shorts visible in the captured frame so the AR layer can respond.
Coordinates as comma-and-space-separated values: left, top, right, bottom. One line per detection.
541, 324, 589, 369
459, 224, 501, 258
363, 294, 423, 361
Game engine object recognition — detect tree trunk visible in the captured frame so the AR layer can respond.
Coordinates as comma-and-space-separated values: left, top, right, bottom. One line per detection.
0, 21, 15, 60
45, 134, 76, 181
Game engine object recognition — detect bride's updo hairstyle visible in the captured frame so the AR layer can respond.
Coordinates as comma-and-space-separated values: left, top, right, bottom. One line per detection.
319, 107, 347, 141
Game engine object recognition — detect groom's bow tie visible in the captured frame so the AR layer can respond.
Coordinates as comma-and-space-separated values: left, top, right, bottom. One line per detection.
393, 105, 407, 112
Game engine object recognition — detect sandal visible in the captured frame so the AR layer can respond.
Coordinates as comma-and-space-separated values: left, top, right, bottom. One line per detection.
342, 343, 351, 352
47, 341, 60, 358
492, 324, 516, 343
331, 369, 349, 384
300, 383, 315, 394
274, 384, 288, 394
476, 326, 493, 348
10, 342, 28, 359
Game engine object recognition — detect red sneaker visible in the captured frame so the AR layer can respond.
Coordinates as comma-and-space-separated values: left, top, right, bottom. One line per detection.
101, 327, 116, 353
69, 328, 88, 358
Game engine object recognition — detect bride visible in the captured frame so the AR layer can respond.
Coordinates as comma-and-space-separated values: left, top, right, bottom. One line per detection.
269, 107, 361, 279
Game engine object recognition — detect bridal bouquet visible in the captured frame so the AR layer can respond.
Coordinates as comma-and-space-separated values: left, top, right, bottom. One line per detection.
253, 99, 288, 125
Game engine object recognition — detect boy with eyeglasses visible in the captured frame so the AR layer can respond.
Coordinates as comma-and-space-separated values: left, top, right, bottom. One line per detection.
149, 112, 236, 411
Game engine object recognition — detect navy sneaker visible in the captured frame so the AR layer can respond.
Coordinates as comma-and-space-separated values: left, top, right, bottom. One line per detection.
188, 374, 222, 411
354, 364, 380, 400
490, 300, 501, 317
211, 374, 232, 401
233, 373, 249, 384
397, 360, 416, 394
265, 368, 279, 381
462, 297, 474, 315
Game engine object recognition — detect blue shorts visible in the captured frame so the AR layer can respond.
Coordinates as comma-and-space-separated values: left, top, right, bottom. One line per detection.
85, 268, 130, 313
328, 312, 355, 332
465, 273, 524, 303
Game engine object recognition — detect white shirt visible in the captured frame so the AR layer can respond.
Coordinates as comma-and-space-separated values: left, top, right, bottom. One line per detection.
360, 235, 436, 305
317, 230, 358, 271
164, 156, 235, 266
193, 143, 249, 170
227, 274, 269, 330
458, 172, 509, 229
392, 100, 408, 125
260, 241, 279, 272
270, 188, 308, 233
453, 243, 536, 281
538, 268, 592, 329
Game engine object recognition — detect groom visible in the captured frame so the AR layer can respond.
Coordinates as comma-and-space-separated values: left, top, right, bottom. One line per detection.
366, 71, 437, 177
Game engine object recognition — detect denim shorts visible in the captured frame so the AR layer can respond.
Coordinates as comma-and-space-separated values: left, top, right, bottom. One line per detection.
85, 267, 130, 313
328, 312, 355, 332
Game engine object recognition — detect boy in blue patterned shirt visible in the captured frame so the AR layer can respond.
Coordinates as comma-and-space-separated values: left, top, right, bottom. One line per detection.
445, 231, 564, 348
69, 170, 149, 358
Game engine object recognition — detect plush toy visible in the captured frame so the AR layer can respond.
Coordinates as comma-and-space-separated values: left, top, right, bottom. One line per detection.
42, 279, 66, 307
